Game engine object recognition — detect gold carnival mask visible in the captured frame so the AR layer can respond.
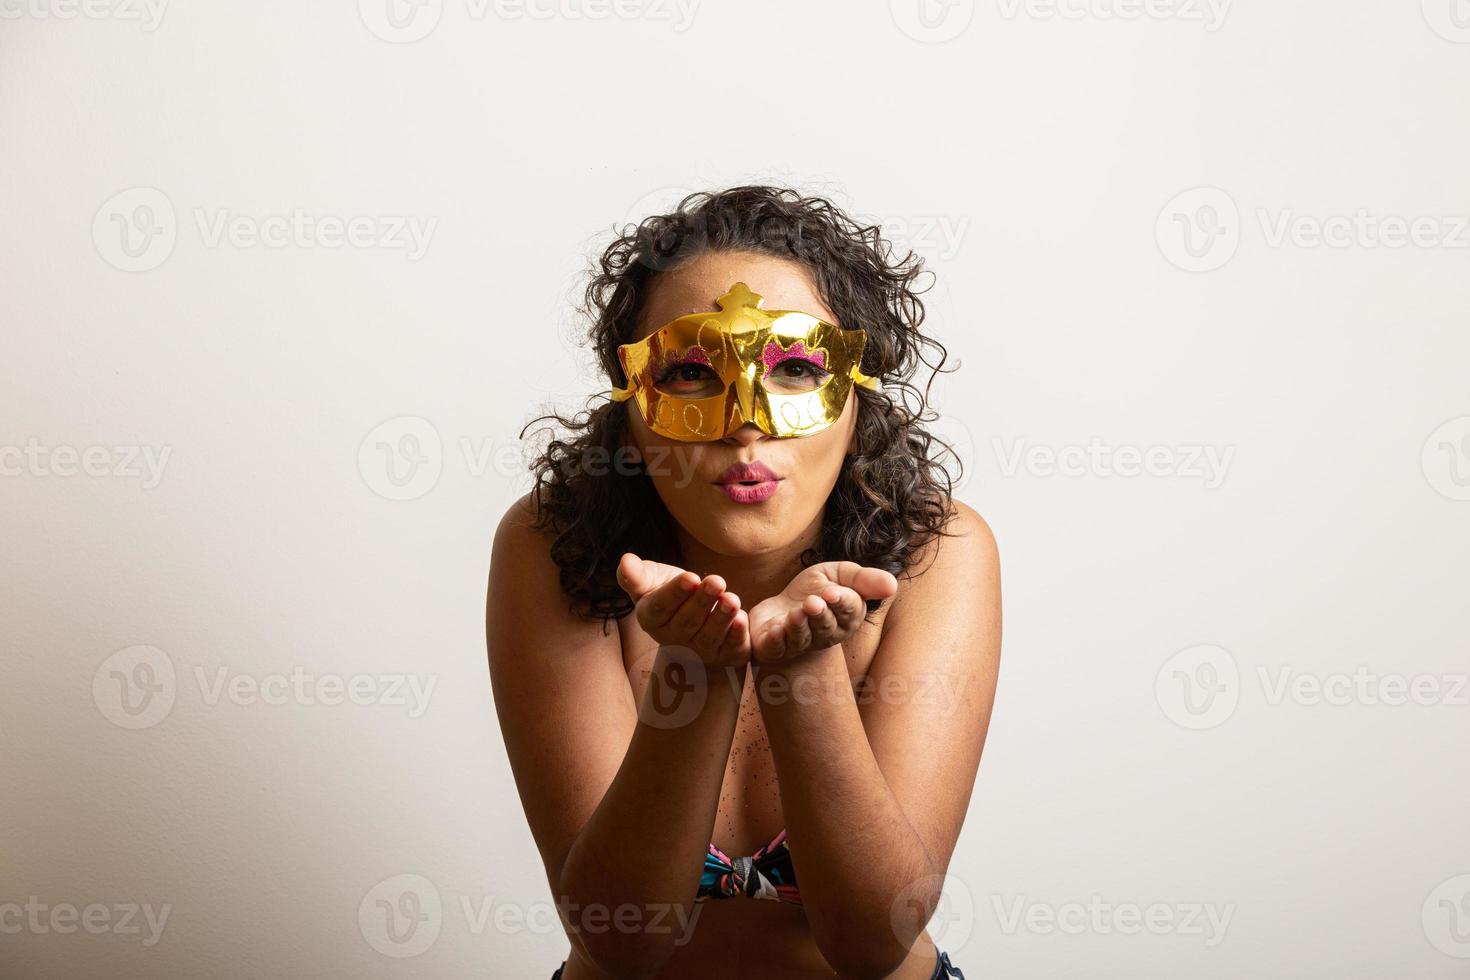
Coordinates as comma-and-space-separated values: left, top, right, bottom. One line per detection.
608, 282, 879, 441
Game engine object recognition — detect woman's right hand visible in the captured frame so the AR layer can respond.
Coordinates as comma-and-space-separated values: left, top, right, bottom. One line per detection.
616, 553, 750, 668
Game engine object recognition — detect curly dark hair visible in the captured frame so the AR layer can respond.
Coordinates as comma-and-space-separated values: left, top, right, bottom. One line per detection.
520, 185, 963, 633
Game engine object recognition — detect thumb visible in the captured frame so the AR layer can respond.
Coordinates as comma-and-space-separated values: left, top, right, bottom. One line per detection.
615, 552, 648, 599
826, 561, 899, 601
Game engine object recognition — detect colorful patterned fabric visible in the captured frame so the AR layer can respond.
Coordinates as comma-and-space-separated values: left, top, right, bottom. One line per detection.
697, 828, 801, 905
931, 949, 967, 978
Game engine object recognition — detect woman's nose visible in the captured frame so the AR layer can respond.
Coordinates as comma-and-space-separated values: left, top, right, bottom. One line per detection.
721, 422, 767, 447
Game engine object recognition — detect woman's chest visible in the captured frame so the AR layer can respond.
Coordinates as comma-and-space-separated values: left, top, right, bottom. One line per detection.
617, 608, 889, 855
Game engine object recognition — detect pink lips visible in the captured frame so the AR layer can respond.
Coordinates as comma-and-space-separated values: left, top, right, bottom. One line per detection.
714, 460, 782, 504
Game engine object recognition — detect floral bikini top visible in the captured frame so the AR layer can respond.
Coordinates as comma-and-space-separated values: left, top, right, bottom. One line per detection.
697, 828, 801, 906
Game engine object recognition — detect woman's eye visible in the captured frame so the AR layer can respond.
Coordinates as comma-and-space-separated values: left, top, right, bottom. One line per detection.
765, 358, 830, 391
654, 363, 723, 395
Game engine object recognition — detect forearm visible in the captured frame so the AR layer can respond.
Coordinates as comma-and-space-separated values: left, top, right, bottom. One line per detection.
755, 645, 939, 977
557, 649, 745, 973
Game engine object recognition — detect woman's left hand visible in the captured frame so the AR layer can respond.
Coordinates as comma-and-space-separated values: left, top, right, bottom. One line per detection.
747, 562, 899, 666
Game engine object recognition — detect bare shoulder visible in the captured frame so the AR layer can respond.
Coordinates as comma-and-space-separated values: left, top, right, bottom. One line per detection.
486, 490, 617, 672
887, 498, 1001, 627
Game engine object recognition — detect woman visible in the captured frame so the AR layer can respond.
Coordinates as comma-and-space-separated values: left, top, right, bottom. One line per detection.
487, 186, 1001, 978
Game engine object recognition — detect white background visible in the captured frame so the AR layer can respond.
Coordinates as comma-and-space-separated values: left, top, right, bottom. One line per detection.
2, 0, 1468, 976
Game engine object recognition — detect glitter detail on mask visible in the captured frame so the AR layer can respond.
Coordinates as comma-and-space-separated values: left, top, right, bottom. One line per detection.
656, 346, 713, 379
761, 340, 827, 381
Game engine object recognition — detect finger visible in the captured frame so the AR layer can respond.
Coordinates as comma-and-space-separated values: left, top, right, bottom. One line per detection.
783, 603, 814, 656
667, 574, 725, 640
755, 619, 786, 663
716, 609, 751, 662
690, 588, 739, 653
639, 569, 702, 630
821, 561, 899, 601
615, 553, 648, 599
802, 594, 841, 648
819, 585, 864, 634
